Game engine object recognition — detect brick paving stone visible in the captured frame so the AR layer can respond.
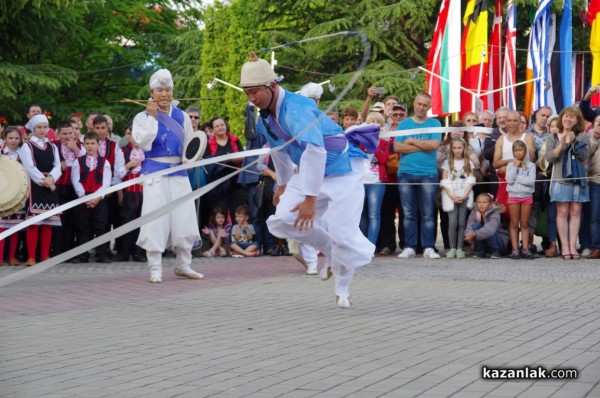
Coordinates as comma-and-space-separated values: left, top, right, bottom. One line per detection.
2, 254, 600, 397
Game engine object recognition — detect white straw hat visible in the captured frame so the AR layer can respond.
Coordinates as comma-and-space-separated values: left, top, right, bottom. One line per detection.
240, 53, 278, 88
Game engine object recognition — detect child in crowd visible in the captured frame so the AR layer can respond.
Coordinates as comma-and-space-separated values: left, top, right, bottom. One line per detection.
201, 207, 231, 257
70, 132, 112, 263
20, 115, 62, 266
506, 140, 537, 259
440, 137, 476, 258
465, 193, 510, 258
54, 120, 85, 257
117, 124, 146, 262
0, 126, 26, 265
230, 205, 259, 257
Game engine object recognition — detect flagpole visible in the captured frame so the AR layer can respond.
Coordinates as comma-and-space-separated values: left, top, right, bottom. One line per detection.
475, 44, 486, 111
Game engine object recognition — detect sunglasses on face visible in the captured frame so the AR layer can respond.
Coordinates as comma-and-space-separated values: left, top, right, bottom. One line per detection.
189, 115, 200, 119
392, 113, 405, 117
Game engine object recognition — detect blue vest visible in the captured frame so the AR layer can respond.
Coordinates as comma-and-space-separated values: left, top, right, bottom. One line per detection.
258, 90, 357, 176
141, 107, 187, 177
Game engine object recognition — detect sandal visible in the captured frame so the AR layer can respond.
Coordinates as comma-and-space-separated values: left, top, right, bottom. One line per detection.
572, 254, 581, 260
202, 249, 215, 257
562, 254, 572, 260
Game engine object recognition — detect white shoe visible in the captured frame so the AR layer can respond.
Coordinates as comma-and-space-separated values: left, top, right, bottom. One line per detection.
319, 265, 333, 281
174, 267, 204, 279
336, 295, 351, 309
423, 248, 441, 259
148, 270, 162, 283
581, 249, 591, 258
306, 265, 318, 275
397, 248, 416, 258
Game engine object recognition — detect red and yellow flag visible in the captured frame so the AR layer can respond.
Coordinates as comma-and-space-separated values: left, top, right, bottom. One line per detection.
588, 0, 600, 106
461, 0, 488, 115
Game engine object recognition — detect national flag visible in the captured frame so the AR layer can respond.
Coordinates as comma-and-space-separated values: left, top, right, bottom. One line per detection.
485, 0, 503, 112
547, 14, 562, 114
524, 0, 553, 116
588, 0, 600, 106
460, 0, 488, 115
425, 0, 462, 115
502, 0, 517, 110
560, 0, 573, 108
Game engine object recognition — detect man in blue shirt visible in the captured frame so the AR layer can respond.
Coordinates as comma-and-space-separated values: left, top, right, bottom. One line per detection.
394, 93, 442, 259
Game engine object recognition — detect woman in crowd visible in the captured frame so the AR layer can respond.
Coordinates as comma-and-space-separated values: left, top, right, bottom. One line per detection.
545, 106, 590, 260
204, 116, 246, 222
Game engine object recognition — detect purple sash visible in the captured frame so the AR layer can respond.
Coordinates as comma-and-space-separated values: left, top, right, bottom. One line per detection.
155, 110, 185, 149
344, 124, 381, 154
265, 114, 348, 151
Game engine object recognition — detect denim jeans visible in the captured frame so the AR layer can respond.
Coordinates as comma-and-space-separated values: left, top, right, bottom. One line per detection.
471, 222, 505, 255
360, 183, 386, 245
590, 182, 600, 250
397, 174, 438, 250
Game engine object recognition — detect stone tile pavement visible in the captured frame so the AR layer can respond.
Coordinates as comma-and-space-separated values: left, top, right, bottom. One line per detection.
1, 253, 599, 398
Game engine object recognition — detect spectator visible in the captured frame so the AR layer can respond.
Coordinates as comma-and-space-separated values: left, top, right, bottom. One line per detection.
440, 137, 476, 259
326, 110, 339, 125
588, 114, 600, 259
70, 132, 112, 263
378, 104, 407, 255
229, 205, 259, 257
394, 93, 442, 259
579, 85, 600, 123
505, 140, 537, 259
545, 106, 590, 260
20, 114, 62, 266
464, 193, 509, 258
0, 126, 25, 266
359, 112, 389, 249
185, 106, 202, 131
527, 106, 552, 153
202, 207, 231, 257
54, 120, 84, 258
341, 106, 358, 130
537, 116, 560, 257
204, 116, 246, 222
492, 111, 536, 218
483, 107, 509, 197
115, 124, 147, 262
518, 111, 529, 134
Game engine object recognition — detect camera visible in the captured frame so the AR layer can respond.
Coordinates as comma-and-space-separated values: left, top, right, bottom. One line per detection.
375, 87, 385, 95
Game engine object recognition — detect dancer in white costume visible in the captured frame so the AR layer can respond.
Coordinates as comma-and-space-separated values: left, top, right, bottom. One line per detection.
240, 54, 375, 308
132, 69, 203, 283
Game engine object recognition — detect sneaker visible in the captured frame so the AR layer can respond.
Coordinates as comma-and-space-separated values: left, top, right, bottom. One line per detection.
336, 295, 351, 309
319, 265, 333, 281
446, 249, 457, 259
397, 248, 416, 258
490, 253, 502, 259
456, 249, 466, 259
509, 249, 520, 259
581, 249, 591, 258
423, 248, 440, 259
174, 266, 204, 279
148, 269, 162, 283
306, 265, 318, 275
522, 249, 535, 259
231, 254, 244, 258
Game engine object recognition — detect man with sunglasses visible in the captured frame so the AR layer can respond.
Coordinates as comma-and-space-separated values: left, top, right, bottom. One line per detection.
185, 106, 202, 132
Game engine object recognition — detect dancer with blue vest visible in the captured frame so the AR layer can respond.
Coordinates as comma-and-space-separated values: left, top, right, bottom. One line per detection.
132, 69, 203, 283
240, 54, 375, 308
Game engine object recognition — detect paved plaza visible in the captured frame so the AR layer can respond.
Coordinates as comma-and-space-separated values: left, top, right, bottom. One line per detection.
1, 253, 600, 398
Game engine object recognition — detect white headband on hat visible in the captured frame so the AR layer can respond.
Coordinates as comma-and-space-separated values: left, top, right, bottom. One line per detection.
149, 69, 174, 89
299, 82, 323, 100
25, 114, 49, 131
